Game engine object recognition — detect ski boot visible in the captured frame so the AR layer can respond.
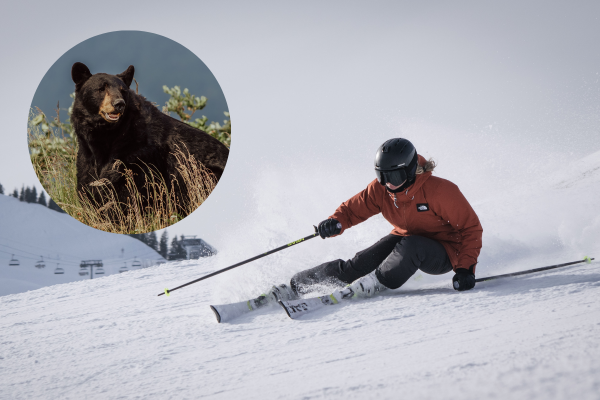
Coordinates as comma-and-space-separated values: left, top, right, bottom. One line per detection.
345, 271, 388, 298
266, 283, 298, 302
250, 283, 299, 308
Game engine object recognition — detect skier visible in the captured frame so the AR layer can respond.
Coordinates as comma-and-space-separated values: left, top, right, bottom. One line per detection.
272, 138, 483, 301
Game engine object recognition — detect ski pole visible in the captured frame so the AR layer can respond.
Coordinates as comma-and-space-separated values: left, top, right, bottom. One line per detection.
158, 227, 320, 296
475, 257, 595, 283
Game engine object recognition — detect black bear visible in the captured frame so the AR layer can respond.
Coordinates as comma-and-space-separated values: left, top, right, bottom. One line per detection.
70, 62, 229, 220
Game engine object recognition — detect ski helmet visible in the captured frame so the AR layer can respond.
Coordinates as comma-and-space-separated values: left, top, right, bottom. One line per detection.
374, 138, 418, 190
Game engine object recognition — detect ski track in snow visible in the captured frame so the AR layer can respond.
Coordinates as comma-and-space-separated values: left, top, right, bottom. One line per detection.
1, 257, 599, 400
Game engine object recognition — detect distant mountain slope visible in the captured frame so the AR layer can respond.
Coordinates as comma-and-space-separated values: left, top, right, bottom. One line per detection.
0, 195, 165, 296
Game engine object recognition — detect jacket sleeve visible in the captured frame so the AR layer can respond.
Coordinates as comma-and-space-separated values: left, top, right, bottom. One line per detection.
428, 181, 483, 272
329, 179, 383, 235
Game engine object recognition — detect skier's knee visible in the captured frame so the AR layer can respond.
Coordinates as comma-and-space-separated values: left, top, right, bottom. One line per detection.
290, 261, 345, 295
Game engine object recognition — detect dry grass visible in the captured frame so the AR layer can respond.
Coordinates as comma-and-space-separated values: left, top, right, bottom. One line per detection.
28, 110, 217, 234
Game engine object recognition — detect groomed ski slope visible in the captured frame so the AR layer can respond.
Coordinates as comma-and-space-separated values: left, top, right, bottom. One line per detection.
1, 256, 599, 399
1, 149, 600, 399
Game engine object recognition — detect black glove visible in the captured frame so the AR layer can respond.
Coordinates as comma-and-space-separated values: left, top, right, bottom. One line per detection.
452, 266, 476, 291
317, 218, 342, 239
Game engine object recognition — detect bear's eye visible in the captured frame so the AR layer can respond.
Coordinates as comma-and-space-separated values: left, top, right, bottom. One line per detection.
98, 85, 106, 92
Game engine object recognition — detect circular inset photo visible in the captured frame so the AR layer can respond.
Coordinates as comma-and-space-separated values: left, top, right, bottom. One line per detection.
28, 31, 230, 234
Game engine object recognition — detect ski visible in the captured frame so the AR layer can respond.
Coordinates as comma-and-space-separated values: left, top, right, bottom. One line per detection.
278, 287, 355, 320
210, 284, 297, 323
279, 257, 596, 320
210, 295, 271, 323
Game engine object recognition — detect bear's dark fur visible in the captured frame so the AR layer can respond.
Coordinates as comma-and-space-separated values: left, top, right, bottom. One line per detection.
70, 62, 229, 218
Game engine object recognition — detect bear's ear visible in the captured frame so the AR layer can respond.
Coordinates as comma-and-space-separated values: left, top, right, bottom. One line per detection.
71, 62, 92, 90
117, 65, 135, 88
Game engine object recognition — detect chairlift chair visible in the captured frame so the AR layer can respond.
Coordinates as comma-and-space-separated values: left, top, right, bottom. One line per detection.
35, 256, 45, 269
79, 269, 89, 276
132, 257, 142, 269
119, 263, 128, 273
95, 267, 105, 275
54, 264, 64, 274
9, 255, 20, 266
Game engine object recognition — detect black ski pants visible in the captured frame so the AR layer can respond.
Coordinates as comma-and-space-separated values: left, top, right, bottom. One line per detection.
290, 234, 453, 294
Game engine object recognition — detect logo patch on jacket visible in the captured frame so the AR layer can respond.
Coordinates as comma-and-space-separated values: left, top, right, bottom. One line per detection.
416, 203, 429, 212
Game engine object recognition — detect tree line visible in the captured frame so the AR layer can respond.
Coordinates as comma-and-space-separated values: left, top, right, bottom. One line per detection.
127, 231, 192, 261
0, 183, 65, 213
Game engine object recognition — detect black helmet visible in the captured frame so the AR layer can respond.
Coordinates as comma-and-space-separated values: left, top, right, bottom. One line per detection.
374, 138, 418, 189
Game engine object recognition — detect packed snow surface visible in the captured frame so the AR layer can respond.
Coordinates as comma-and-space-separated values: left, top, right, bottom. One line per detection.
1, 149, 599, 399
1, 257, 599, 399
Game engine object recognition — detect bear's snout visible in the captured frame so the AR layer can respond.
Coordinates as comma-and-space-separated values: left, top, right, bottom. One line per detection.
98, 91, 126, 123
113, 99, 126, 113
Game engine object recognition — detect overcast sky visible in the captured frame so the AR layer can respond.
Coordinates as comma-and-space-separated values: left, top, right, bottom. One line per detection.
1, 0, 599, 251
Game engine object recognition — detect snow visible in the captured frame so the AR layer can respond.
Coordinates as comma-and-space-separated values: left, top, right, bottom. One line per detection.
2, 4, 600, 396
0, 195, 165, 296
0, 150, 599, 399
1, 255, 599, 399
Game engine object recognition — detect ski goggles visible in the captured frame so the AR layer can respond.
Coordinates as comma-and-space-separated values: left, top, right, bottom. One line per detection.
375, 167, 408, 186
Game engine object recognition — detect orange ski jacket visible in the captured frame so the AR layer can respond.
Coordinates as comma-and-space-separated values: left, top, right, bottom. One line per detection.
329, 157, 483, 272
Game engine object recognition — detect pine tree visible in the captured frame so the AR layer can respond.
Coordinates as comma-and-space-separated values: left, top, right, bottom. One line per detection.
37, 192, 48, 206
159, 230, 168, 258
19, 186, 25, 201
30, 187, 38, 203
147, 231, 159, 252
12, 189, 18, 198
169, 236, 186, 260
48, 197, 66, 213
178, 235, 189, 259
0, 183, 4, 195
24, 187, 31, 203
169, 236, 178, 260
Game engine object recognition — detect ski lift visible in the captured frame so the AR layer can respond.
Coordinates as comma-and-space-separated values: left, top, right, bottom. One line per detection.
79, 269, 89, 276
119, 263, 128, 273
54, 263, 64, 274
8, 255, 20, 266
35, 256, 45, 269
95, 267, 105, 275
131, 257, 142, 269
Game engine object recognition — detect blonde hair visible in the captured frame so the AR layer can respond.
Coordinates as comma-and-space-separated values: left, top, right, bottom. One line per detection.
416, 158, 436, 174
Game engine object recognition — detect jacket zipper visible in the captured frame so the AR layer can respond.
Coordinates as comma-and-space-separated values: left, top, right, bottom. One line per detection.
403, 201, 408, 232
404, 189, 413, 233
